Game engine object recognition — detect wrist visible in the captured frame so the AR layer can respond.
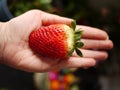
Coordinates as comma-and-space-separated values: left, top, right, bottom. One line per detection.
0, 22, 6, 62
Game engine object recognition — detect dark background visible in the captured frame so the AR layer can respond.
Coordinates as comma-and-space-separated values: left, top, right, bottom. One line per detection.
0, 0, 120, 90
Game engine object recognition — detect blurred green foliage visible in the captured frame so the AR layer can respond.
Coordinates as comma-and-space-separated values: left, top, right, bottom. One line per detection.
0, 88, 8, 90
8, 0, 91, 21
9, 0, 53, 16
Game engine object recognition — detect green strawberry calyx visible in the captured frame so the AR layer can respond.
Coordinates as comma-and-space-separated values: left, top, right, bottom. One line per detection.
68, 21, 84, 57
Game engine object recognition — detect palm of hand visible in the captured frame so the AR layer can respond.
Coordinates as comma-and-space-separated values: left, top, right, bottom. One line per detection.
2, 10, 60, 72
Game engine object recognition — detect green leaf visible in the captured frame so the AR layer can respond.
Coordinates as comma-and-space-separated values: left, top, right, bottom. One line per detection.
75, 48, 83, 57
75, 30, 83, 35
71, 21, 76, 30
75, 42, 84, 48
74, 30, 83, 41
68, 49, 74, 56
75, 34, 80, 41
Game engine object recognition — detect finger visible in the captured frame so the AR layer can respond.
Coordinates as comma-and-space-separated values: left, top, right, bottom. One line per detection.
81, 39, 113, 50
77, 25, 108, 40
73, 49, 108, 60
41, 11, 73, 26
57, 57, 96, 68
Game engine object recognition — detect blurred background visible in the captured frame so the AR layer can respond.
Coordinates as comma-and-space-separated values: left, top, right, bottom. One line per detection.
0, 0, 120, 90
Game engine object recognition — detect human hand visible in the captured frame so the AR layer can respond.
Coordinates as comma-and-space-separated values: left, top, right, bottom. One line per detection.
0, 10, 113, 72
76, 25, 113, 60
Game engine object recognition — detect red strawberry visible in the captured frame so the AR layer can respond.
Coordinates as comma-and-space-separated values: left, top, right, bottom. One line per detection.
29, 21, 83, 59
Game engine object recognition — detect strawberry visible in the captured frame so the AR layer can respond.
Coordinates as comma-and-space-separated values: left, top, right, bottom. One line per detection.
29, 21, 83, 59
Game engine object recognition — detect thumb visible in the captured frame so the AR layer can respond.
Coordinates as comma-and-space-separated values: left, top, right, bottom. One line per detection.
40, 11, 74, 26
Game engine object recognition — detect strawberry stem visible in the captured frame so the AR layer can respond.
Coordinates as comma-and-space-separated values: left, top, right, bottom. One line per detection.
71, 21, 76, 30
70, 21, 84, 57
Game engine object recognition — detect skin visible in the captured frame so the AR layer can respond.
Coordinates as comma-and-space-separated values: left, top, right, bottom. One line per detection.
0, 10, 113, 72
